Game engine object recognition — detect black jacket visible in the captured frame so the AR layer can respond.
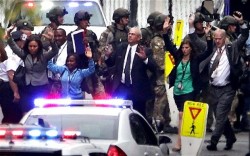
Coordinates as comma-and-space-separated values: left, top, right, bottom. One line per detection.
105, 43, 158, 100
197, 26, 249, 89
163, 33, 213, 95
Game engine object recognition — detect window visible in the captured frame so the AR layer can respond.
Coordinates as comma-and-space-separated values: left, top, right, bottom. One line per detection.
129, 114, 158, 146
11, 1, 105, 27
25, 114, 119, 140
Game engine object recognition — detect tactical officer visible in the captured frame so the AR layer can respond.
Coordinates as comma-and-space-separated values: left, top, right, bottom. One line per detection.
139, 11, 162, 126
141, 11, 162, 47
99, 8, 130, 95
219, 13, 248, 132
41, 6, 68, 50
150, 14, 177, 133
99, 8, 130, 52
16, 19, 34, 37
218, 15, 239, 42
67, 10, 106, 99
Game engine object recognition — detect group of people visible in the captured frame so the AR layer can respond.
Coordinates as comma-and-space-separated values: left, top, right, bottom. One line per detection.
0, 4, 250, 154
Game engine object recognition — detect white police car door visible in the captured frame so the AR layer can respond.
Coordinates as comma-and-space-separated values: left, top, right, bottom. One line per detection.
130, 114, 162, 156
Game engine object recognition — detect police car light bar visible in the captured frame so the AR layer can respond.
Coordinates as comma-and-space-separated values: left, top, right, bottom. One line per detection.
34, 98, 133, 108
0, 124, 59, 140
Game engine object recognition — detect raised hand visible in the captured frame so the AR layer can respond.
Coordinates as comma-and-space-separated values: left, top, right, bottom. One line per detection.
4, 24, 16, 39
204, 23, 212, 34
85, 47, 92, 59
163, 16, 171, 33
233, 11, 244, 24
136, 45, 147, 60
41, 27, 54, 41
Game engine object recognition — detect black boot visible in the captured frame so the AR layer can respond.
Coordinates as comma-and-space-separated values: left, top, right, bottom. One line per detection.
224, 137, 237, 150
207, 143, 217, 151
207, 137, 218, 151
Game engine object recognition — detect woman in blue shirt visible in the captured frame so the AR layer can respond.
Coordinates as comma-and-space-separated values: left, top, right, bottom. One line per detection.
47, 47, 95, 99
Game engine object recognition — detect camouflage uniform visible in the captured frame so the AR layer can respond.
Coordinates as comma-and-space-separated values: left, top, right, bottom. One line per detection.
150, 34, 171, 128
141, 26, 155, 48
140, 11, 162, 125
99, 22, 129, 61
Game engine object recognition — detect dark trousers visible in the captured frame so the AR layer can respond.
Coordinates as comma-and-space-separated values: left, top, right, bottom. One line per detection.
207, 84, 236, 144
0, 81, 22, 123
198, 85, 214, 129
20, 84, 49, 113
113, 83, 147, 118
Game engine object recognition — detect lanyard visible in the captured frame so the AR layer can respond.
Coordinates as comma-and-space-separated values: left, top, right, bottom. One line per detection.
180, 60, 190, 82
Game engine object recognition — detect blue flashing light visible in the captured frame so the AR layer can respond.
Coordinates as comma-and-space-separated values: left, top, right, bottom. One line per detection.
28, 129, 41, 137
46, 130, 58, 138
83, 2, 93, 7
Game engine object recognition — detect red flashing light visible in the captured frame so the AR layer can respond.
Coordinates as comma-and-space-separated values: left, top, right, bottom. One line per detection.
63, 130, 80, 139
27, 2, 34, 7
93, 93, 111, 100
12, 130, 24, 137
24, 2, 35, 8
107, 145, 127, 156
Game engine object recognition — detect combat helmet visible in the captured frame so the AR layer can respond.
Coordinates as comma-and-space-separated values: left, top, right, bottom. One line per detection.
218, 15, 237, 30
46, 6, 68, 23
147, 11, 162, 26
154, 14, 169, 30
74, 10, 92, 25
112, 8, 130, 23
16, 19, 34, 31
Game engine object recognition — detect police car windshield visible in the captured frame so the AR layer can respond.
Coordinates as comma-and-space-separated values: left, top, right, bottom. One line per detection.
14, 1, 105, 26
25, 114, 119, 140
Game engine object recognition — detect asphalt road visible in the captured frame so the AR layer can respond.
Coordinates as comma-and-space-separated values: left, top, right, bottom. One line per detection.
166, 131, 249, 156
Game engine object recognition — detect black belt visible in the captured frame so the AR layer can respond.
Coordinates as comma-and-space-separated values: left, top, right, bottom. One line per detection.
210, 83, 231, 89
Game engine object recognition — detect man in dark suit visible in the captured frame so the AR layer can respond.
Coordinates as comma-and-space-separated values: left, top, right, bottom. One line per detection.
105, 27, 158, 118
195, 14, 249, 151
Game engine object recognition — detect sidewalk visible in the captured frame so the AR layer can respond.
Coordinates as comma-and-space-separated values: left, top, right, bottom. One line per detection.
167, 131, 249, 156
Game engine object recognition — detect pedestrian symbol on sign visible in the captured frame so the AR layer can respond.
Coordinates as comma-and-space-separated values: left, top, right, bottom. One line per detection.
190, 121, 196, 135
181, 101, 208, 138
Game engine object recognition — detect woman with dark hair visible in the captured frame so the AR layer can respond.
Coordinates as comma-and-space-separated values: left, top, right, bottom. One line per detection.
162, 18, 213, 152
5, 27, 58, 114
47, 48, 95, 99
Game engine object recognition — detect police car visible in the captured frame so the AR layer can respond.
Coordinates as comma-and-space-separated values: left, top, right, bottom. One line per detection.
0, 124, 106, 156
10, 0, 107, 37
20, 99, 170, 156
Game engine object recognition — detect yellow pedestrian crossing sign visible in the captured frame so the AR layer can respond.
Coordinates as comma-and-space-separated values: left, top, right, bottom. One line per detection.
181, 101, 208, 138
173, 20, 184, 46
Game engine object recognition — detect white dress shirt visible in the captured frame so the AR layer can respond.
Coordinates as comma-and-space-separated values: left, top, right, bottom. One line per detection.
210, 45, 230, 86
